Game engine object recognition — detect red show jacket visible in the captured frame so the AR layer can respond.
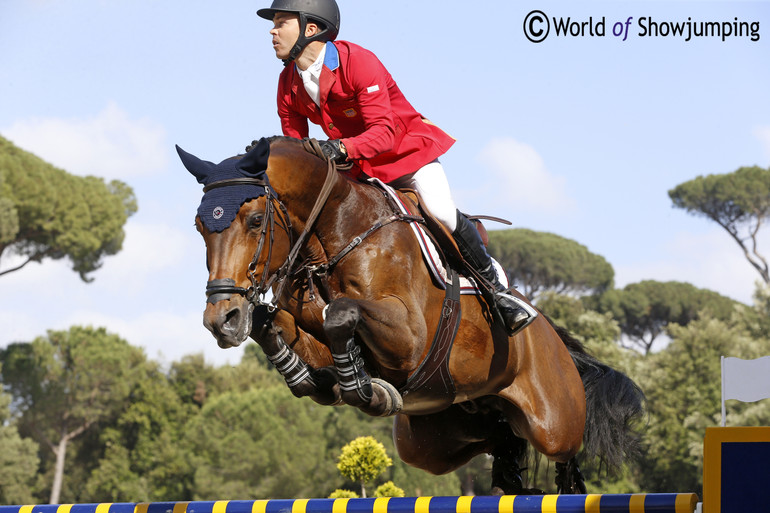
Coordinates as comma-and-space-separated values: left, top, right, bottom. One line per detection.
276, 41, 456, 182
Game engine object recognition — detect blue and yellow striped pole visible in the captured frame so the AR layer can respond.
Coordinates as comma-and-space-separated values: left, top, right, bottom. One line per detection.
0, 494, 699, 513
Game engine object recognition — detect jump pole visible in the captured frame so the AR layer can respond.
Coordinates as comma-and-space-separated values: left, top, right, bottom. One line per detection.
0, 494, 699, 513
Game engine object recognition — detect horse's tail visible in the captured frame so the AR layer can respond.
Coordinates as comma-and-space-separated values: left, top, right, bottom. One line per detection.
550, 322, 646, 471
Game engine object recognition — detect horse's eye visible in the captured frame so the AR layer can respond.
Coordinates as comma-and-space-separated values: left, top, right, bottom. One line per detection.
248, 213, 263, 230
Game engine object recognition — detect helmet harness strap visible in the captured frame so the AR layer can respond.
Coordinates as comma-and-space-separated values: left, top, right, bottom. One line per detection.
283, 12, 333, 66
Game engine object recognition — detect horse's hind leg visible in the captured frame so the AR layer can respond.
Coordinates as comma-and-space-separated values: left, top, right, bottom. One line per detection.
323, 297, 402, 416
555, 458, 587, 494
488, 418, 544, 495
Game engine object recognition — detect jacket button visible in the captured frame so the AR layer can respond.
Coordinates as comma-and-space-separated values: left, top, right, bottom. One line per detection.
328, 123, 335, 130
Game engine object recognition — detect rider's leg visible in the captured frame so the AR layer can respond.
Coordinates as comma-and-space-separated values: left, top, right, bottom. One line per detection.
452, 211, 534, 335
391, 161, 535, 335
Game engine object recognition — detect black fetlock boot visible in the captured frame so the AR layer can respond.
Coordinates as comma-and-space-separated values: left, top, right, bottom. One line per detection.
332, 338, 373, 404
490, 438, 545, 495
452, 211, 536, 336
555, 458, 587, 494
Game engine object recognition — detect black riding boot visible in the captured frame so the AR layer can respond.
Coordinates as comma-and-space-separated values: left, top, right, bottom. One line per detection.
452, 211, 535, 335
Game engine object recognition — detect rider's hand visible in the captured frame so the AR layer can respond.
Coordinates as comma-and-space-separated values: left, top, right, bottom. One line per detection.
319, 139, 348, 163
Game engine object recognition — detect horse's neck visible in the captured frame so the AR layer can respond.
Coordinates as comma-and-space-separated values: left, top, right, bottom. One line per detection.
316, 177, 394, 247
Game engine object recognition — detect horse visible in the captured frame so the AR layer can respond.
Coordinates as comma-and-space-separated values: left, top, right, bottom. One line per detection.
177, 136, 644, 494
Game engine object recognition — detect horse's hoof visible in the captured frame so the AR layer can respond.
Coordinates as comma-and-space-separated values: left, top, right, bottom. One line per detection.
372, 378, 403, 416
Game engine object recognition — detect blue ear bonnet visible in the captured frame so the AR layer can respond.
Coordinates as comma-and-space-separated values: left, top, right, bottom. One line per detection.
176, 138, 271, 232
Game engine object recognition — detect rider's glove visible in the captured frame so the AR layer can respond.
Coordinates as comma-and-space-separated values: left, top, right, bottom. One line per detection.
319, 139, 348, 163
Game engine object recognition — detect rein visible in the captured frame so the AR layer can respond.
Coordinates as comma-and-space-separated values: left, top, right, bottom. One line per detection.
205, 139, 423, 314
204, 139, 339, 310
267, 149, 338, 307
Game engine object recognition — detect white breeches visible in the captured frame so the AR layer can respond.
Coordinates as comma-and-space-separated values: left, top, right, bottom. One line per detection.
387, 160, 458, 232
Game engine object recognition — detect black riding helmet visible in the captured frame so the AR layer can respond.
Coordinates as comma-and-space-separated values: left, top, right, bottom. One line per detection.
258, 0, 340, 64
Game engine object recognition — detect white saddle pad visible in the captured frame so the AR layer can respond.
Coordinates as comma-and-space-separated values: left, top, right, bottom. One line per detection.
367, 178, 509, 295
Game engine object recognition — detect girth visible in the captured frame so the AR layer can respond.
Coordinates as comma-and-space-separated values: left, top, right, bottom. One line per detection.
400, 267, 462, 398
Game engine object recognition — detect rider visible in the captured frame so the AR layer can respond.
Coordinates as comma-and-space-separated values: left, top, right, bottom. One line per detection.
256, 0, 534, 335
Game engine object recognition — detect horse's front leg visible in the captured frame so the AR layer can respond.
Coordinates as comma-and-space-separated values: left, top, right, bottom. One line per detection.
324, 297, 404, 416
251, 308, 340, 406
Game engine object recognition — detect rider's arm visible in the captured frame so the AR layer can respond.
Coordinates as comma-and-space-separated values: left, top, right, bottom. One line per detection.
338, 48, 397, 160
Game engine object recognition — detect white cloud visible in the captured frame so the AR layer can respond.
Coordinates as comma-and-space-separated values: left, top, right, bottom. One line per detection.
3, 102, 167, 179
476, 137, 576, 214
614, 228, 768, 305
0, 218, 224, 365
753, 125, 770, 165
92, 220, 197, 295
65, 309, 245, 367
0, 219, 198, 294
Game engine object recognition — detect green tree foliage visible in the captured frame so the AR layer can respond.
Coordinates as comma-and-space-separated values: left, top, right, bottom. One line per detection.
321, 406, 460, 497
184, 386, 343, 500
373, 481, 405, 498
487, 229, 614, 299
589, 280, 740, 354
0, 134, 137, 281
83, 361, 198, 502
0, 375, 40, 504
11, 291, 769, 500
669, 166, 770, 283
0, 326, 147, 503
328, 489, 359, 499
337, 436, 393, 498
736, 283, 770, 340
634, 315, 768, 495
537, 291, 635, 372
0, 151, 19, 246
168, 353, 228, 408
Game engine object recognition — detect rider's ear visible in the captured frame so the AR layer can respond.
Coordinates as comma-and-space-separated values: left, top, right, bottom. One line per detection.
238, 138, 271, 178
176, 145, 217, 184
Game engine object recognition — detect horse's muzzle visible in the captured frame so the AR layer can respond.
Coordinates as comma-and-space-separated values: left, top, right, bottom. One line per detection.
203, 279, 254, 347
203, 300, 254, 348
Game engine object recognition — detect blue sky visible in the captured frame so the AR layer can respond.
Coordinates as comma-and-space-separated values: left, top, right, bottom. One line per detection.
1, 1, 769, 365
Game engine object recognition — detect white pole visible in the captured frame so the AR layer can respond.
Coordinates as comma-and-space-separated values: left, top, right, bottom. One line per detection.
721, 356, 726, 427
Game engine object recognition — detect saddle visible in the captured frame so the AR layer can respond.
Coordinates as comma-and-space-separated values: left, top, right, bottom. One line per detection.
397, 188, 511, 272
366, 180, 514, 407
368, 178, 510, 294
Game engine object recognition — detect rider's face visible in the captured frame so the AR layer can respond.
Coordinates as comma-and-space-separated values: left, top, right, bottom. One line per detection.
270, 13, 300, 60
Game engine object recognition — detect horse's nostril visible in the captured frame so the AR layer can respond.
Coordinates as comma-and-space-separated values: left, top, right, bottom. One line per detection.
222, 308, 240, 334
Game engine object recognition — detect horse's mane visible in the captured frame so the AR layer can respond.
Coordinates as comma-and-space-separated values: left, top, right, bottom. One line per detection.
244, 136, 290, 154
246, 136, 314, 154
260, 136, 354, 174
266, 135, 302, 145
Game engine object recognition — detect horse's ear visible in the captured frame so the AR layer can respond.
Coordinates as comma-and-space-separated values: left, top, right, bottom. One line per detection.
176, 145, 216, 184
237, 138, 271, 177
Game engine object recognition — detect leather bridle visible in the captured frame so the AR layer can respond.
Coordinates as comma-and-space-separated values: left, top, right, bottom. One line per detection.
202, 140, 424, 315
203, 157, 338, 312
